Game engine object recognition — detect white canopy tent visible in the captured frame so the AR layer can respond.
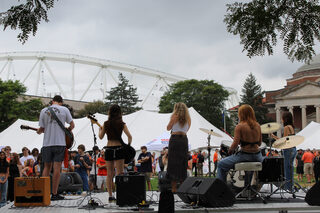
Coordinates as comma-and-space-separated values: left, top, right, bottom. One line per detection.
0, 107, 232, 153
296, 121, 320, 150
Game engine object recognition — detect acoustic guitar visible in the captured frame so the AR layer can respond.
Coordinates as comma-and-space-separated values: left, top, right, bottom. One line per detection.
87, 114, 136, 164
20, 125, 74, 149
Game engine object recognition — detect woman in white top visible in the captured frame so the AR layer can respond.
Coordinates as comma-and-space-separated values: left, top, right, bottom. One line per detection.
166, 102, 191, 192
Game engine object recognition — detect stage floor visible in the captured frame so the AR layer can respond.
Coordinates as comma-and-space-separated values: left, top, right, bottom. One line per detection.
2, 186, 320, 213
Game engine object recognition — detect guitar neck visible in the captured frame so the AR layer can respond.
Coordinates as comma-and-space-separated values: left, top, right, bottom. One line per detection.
20, 125, 38, 131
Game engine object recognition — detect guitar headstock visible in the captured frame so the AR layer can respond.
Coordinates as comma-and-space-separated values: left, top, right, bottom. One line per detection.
87, 114, 102, 128
20, 125, 31, 130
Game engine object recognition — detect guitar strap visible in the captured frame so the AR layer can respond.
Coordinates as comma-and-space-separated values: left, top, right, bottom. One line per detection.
48, 107, 73, 140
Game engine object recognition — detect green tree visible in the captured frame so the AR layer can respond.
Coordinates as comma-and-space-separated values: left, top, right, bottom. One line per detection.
224, 0, 320, 63
0, 0, 56, 43
159, 79, 233, 132
0, 80, 44, 131
240, 73, 269, 124
105, 73, 141, 115
76, 100, 108, 118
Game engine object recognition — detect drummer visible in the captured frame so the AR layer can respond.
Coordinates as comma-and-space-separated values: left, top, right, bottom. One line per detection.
272, 111, 296, 192
217, 104, 263, 182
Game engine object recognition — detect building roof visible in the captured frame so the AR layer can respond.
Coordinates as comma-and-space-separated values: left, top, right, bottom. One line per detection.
296, 54, 320, 73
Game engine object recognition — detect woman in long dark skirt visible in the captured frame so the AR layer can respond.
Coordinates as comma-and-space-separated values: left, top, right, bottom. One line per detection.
166, 102, 191, 193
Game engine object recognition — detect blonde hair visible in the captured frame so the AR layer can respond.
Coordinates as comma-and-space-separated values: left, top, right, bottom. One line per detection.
238, 104, 257, 129
172, 102, 191, 127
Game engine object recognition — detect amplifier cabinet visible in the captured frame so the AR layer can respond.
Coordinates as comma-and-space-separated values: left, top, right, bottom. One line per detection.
116, 174, 146, 206
14, 177, 51, 207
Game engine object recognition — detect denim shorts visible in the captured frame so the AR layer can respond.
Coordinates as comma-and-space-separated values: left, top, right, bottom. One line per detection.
42, 146, 65, 163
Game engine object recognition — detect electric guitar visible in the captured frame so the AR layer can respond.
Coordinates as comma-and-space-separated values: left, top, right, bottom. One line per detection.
87, 114, 136, 164
20, 125, 74, 149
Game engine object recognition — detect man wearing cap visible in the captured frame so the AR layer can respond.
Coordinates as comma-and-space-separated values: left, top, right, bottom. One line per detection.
37, 95, 75, 200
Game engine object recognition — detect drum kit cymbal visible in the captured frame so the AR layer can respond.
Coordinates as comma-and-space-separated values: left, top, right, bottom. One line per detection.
260, 122, 305, 149
199, 128, 222, 137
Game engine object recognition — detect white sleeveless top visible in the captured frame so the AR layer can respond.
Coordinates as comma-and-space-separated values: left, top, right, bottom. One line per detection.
172, 122, 189, 133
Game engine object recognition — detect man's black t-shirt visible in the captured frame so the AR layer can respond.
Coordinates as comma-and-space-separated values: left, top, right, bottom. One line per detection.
198, 154, 204, 164
138, 152, 152, 172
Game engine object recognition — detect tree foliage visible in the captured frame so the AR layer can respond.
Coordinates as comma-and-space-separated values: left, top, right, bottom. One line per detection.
76, 100, 108, 118
0, 0, 55, 43
105, 73, 141, 115
159, 79, 233, 132
240, 73, 269, 124
225, 0, 320, 63
0, 80, 44, 132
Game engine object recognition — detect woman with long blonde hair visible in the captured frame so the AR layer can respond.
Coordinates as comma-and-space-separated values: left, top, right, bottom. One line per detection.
217, 104, 263, 182
166, 102, 191, 192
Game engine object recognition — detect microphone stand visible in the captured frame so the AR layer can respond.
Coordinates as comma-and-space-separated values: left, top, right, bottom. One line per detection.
207, 131, 212, 177
90, 120, 98, 191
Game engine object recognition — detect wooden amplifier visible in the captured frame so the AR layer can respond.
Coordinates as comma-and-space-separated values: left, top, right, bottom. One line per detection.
14, 177, 51, 207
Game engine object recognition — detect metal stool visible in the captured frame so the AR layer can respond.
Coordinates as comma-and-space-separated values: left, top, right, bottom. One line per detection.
234, 162, 266, 204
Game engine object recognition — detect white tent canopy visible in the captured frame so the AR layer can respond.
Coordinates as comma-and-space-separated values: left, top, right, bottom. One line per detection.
296, 121, 320, 150
0, 107, 232, 153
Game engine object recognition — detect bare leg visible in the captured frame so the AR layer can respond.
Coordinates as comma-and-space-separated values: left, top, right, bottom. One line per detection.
171, 181, 177, 193
106, 161, 115, 197
114, 159, 124, 175
51, 161, 62, 195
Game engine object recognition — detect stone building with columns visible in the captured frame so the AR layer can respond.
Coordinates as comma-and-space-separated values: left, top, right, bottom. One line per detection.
265, 54, 320, 135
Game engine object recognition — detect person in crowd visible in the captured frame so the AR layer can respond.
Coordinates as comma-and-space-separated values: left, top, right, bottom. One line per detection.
187, 151, 193, 177
217, 104, 263, 182
21, 159, 35, 177
7, 153, 21, 202
152, 152, 156, 176
4, 146, 11, 162
197, 150, 204, 176
37, 95, 75, 201
31, 148, 39, 162
89, 146, 100, 191
166, 102, 191, 193
0, 151, 9, 207
33, 154, 42, 176
302, 148, 315, 183
68, 152, 75, 172
192, 151, 198, 176
96, 149, 107, 191
138, 146, 153, 191
158, 149, 165, 172
98, 104, 132, 202
213, 149, 219, 177
295, 149, 304, 181
272, 111, 297, 191
19, 147, 35, 168
162, 147, 169, 171
313, 150, 320, 183
74, 144, 92, 192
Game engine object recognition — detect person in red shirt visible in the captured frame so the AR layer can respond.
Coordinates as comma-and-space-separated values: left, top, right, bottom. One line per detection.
192, 151, 198, 177
302, 149, 315, 183
213, 149, 219, 177
96, 150, 107, 190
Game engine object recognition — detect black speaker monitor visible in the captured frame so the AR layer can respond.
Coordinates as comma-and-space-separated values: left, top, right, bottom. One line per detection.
177, 177, 235, 207
116, 174, 146, 206
305, 182, 320, 205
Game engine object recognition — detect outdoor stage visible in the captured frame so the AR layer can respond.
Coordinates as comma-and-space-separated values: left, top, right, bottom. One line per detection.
2, 186, 320, 213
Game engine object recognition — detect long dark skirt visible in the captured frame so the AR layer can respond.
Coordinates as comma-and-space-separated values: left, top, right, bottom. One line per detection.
167, 135, 188, 181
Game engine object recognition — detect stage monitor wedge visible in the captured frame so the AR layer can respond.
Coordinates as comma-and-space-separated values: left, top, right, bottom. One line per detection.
177, 177, 235, 207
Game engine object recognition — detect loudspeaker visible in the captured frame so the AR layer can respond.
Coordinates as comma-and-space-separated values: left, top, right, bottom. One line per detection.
14, 177, 50, 207
177, 177, 235, 207
58, 172, 83, 194
305, 182, 320, 205
158, 171, 171, 192
116, 174, 146, 206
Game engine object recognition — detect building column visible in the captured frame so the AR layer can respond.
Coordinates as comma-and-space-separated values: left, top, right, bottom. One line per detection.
301, 105, 307, 129
275, 106, 281, 137
316, 105, 320, 123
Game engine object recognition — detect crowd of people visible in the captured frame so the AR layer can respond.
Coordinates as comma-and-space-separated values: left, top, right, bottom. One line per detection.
1, 95, 320, 209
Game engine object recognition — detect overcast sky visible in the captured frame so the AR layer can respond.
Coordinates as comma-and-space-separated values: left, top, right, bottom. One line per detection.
0, 0, 317, 104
